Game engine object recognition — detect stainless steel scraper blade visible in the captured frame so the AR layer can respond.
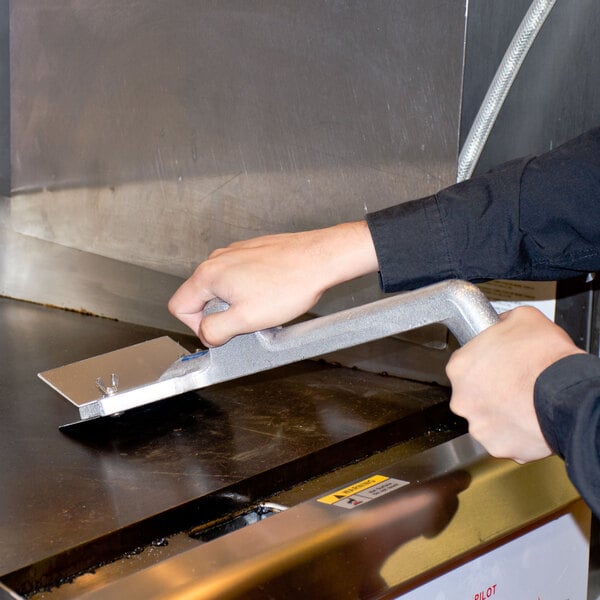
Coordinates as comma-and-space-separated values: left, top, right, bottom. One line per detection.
38, 336, 189, 408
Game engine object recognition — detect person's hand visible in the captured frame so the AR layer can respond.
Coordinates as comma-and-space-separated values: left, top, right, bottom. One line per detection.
446, 306, 585, 463
168, 221, 379, 346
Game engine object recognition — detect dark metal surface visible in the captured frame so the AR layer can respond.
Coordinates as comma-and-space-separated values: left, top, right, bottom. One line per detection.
0, 296, 457, 593
57, 436, 487, 600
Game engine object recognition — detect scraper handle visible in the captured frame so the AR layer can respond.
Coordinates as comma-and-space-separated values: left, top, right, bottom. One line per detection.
170, 279, 499, 382
209, 278, 496, 344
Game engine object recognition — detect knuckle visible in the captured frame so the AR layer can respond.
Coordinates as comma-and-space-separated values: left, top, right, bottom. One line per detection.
448, 393, 465, 417
193, 260, 211, 280
199, 318, 224, 347
207, 246, 228, 260
445, 352, 465, 381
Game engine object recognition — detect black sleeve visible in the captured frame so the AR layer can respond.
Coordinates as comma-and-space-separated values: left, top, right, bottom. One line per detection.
535, 354, 600, 518
366, 126, 600, 292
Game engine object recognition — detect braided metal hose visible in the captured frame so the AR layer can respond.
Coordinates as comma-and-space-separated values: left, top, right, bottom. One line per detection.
457, 0, 557, 182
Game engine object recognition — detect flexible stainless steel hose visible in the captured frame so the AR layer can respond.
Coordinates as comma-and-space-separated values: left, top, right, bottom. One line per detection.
457, 0, 557, 182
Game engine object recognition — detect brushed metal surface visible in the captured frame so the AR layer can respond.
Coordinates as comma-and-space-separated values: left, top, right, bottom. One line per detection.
0, 199, 190, 334
8, 0, 465, 302
0, 0, 8, 197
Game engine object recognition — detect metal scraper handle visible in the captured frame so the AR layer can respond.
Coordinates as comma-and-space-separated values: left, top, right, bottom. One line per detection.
84, 280, 498, 420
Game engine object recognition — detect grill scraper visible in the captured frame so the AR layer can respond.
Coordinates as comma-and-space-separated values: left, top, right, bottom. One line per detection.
39, 280, 498, 428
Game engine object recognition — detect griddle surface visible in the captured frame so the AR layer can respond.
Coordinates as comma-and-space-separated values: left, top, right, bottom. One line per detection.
0, 297, 451, 584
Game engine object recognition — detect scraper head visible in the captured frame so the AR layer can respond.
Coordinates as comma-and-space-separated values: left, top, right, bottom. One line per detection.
39, 337, 191, 419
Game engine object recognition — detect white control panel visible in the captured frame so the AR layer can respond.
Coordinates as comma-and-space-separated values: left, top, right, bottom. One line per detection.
398, 508, 590, 599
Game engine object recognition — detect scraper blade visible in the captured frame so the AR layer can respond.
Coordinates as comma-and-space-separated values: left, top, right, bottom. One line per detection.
39, 336, 190, 409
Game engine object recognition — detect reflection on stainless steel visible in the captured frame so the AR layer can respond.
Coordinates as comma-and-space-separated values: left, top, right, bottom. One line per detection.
53, 435, 583, 600
0, 200, 190, 334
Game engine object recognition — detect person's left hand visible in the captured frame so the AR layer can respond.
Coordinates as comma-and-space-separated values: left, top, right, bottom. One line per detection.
168, 222, 378, 346
446, 306, 585, 463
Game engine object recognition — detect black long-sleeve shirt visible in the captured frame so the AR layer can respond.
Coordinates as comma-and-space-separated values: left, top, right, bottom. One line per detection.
366, 126, 600, 517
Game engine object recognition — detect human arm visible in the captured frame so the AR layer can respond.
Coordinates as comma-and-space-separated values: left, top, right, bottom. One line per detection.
370, 127, 600, 515
366, 126, 600, 291
169, 127, 600, 344
168, 127, 600, 515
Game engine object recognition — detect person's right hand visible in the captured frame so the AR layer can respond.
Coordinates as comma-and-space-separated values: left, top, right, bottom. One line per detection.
446, 306, 585, 463
168, 221, 379, 346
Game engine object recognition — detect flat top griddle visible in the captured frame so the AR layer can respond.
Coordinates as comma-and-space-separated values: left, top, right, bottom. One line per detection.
0, 296, 455, 589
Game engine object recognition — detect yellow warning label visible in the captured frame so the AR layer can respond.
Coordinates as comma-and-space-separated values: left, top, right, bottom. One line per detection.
317, 475, 389, 505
